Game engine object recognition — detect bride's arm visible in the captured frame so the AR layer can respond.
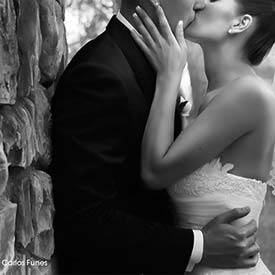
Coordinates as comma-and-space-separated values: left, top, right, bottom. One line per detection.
132, 5, 263, 190
131, 3, 187, 179
144, 79, 262, 188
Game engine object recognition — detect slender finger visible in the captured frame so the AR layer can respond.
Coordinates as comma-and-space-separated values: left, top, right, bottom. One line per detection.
135, 6, 160, 43
131, 29, 157, 70
130, 29, 151, 58
214, 207, 250, 225
176, 20, 186, 49
241, 253, 259, 268
245, 233, 257, 248
155, 4, 174, 41
133, 13, 155, 49
238, 220, 258, 239
149, 0, 159, 8
241, 244, 260, 258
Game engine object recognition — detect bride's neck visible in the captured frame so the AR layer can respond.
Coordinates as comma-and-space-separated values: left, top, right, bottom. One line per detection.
202, 42, 255, 92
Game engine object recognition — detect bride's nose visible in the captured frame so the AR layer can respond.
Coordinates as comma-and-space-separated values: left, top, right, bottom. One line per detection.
194, 0, 206, 11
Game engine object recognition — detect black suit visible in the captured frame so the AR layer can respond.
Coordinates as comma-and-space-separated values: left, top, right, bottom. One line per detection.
51, 16, 193, 274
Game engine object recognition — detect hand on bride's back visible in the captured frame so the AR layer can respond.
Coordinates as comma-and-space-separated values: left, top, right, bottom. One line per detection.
131, 2, 187, 80
201, 207, 259, 269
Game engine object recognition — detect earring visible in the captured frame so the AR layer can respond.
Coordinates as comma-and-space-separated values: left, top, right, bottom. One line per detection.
228, 29, 233, 34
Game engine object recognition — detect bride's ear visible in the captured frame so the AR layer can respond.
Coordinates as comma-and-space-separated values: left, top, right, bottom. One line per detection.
228, 14, 253, 35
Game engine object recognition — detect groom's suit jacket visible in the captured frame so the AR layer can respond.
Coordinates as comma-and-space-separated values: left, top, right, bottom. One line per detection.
51, 16, 194, 274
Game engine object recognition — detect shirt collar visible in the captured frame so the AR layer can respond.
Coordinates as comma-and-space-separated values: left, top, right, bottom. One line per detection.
116, 11, 136, 32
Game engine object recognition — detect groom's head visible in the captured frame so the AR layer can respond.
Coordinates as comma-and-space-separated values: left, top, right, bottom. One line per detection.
120, 0, 205, 32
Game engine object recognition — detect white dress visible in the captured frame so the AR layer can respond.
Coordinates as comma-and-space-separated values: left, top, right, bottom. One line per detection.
168, 158, 274, 275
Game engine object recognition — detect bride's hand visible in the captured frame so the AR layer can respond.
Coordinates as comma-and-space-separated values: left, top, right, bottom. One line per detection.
131, 2, 187, 80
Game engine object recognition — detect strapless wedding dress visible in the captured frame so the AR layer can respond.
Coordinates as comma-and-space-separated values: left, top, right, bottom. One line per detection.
168, 158, 274, 275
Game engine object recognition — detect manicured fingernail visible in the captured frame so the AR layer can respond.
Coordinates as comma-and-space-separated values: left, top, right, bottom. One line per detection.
179, 20, 183, 26
133, 13, 138, 18
136, 5, 141, 11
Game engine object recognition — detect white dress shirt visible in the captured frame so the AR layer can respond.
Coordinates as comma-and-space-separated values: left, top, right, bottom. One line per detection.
116, 11, 204, 272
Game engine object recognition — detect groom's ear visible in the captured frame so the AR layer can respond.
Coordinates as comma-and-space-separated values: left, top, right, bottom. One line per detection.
228, 14, 253, 35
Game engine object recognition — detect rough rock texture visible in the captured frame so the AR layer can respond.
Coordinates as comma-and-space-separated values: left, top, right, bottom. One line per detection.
0, 90, 51, 169
28, 171, 54, 260
7, 168, 55, 259
8, 168, 54, 256
0, 0, 67, 274
5, 253, 27, 275
10, 169, 34, 248
38, 0, 66, 87
5, 252, 51, 275
16, 0, 42, 98
0, 0, 19, 104
0, 199, 17, 274
0, 134, 8, 195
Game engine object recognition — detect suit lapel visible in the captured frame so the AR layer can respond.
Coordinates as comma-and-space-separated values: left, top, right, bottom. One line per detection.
106, 16, 182, 137
106, 16, 156, 105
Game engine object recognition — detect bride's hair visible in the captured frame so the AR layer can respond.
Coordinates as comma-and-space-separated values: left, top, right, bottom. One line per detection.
239, 0, 275, 65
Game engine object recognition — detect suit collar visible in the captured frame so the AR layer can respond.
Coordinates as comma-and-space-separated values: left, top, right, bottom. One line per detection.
116, 11, 136, 32
106, 16, 156, 104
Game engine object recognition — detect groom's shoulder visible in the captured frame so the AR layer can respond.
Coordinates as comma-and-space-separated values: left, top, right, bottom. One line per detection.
62, 32, 134, 88
70, 31, 122, 68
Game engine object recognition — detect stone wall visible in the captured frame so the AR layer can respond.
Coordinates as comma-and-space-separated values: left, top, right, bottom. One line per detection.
0, 0, 67, 274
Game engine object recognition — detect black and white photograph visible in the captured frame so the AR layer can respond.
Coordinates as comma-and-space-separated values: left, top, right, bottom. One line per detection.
0, 0, 275, 274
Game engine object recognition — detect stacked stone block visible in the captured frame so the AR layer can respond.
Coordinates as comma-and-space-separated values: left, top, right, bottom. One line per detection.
0, 0, 67, 274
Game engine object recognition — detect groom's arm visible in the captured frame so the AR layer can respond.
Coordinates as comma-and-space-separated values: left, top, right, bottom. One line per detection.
51, 62, 195, 273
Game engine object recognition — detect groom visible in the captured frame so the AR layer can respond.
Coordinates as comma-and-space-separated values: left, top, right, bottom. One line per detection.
51, 0, 259, 273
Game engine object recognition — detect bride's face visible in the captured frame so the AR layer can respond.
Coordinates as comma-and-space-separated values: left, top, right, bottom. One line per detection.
185, 0, 240, 43
159, 0, 205, 31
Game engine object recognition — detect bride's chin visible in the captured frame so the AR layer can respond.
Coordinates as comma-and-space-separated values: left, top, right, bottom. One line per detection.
185, 26, 205, 44
185, 27, 196, 39
185, 32, 199, 43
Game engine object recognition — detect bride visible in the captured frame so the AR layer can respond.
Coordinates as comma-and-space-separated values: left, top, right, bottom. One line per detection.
131, 0, 275, 274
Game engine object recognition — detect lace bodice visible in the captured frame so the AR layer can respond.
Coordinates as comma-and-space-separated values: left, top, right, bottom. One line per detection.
168, 158, 273, 274
169, 158, 268, 203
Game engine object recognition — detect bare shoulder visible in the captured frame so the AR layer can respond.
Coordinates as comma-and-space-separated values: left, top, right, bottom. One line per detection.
218, 76, 275, 117
204, 76, 275, 132
234, 76, 275, 107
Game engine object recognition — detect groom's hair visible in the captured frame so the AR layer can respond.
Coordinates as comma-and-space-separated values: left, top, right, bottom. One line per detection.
120, 0, 158, 25
121, 0, 140, 9
238, 0, 275, 65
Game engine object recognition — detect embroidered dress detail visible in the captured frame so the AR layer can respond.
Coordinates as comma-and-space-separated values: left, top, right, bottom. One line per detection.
168, 158, 272, 275
169, 158, 267, 203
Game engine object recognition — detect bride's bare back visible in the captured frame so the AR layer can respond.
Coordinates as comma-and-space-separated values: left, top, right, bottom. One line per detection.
199, 76, 275, 182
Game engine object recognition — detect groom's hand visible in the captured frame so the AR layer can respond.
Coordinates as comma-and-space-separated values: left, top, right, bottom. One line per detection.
201, 207, 260, 269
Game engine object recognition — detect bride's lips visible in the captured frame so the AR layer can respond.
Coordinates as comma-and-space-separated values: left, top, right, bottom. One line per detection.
185, 16, 196, 29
